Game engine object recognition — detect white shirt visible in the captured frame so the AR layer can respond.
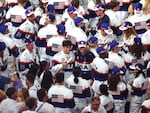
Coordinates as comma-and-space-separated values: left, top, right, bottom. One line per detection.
6, 5, 26, 23
95, 31, 114, 45
105, 10, 123, 27
22, 110, 37, 113
142, 30, 150, 45
100, 94, 114, 112
29, 85, 38, 99
65, 17, 76, 33
36, 101, 55, 113
67, 26, 88, 44
47, 35, 65, 56
0, 98, 19, 113
0, 33, 16, 50
51, 50, 75, 74
107, 51, 125, 68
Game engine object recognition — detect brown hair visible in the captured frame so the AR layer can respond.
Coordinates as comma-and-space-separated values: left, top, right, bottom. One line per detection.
129, 43, 146, 59
108, 74, 120, 91
123, 27, 137, 40
17, 88, 29, 102
71, 0, 80, 8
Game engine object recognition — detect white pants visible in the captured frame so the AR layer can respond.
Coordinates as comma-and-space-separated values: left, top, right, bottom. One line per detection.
72, 98, 88, 113
129, 95, 143, 113
114, 100, 125, 113
55, 107, 72, 113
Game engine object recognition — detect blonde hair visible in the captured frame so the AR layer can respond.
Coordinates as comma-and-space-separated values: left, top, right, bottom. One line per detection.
17, 88, 29, 102
123, 27, 137, 40
143, 0, 150, 12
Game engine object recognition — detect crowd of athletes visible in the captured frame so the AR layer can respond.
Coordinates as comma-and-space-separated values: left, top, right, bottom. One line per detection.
0, 0, 150, 113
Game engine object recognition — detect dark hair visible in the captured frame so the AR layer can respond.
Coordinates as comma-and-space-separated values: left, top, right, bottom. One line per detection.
55, 72, 64, 83
62, 40, 72, 47
135, 71, 146, 78
26, 73, 35, 84
91, 96, 100, 102
28, 63, 39, 76
129, 43, 146, 59
99, 84, 109, 96
71, 0, 80, 8
6, 87, 16, 98
41, 71, 53, 91
73, 66, 81, 84
37, 88, 46, 101
25, 97, 37, 110
108, 74, 120, 91
109, 1, 119, 9
99, 52, 108, 59
38, 61, 48, 77
17, 0, 28, 4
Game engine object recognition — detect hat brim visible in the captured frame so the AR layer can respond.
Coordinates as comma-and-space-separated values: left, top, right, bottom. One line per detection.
26, 12, 34, 17
119, 26, 128, 31
72, 10, 78, 14
118, 42, 124, 47
41, 0, 48, 3
93, 7, 104, 11
98, 49, 105, 54
78, 44, 86, 48
104, 29, 113, 35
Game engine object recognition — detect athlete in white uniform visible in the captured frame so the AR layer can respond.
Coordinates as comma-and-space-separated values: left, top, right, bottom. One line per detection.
0, 41, 11, 78
99, 84, 115, 113
48, 0, 70, 24
48, 72, 75, 113
0, 87, 19, 113
65, 6, 78, 33
128, 37, 150, 68
105, 1, 124, 39
34, 0, 49, 23
65, 66, 91, 113
36, 88, 55, 113
6, 0, 28, 37
0, 24, 19, 58
119, 21, 137, 47
26, 73, 38, 99
36, 13, 58, 61
75, 41, 95, 80
91, 46, 109, 95
87, 0, 98, 28
107, 40, 126, 79
126, 2, 150, 37
129, 63, 149, 113
95, 23, 114, 46
142, 19, 150, 53
14, 9, 37, 52
66, 17, 88, 50
51, 40, 75, 80
104, 0, 130, 20
88, 36, 99, 57
108, 67, 128, 113
46, 24, 66, 58
19, 39, 36, 87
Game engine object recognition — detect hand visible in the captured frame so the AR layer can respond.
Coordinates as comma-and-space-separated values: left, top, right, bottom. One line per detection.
61, 62, 68, 67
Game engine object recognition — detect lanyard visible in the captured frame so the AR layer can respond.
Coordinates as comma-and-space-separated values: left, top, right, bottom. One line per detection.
36, 103, 45, 112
